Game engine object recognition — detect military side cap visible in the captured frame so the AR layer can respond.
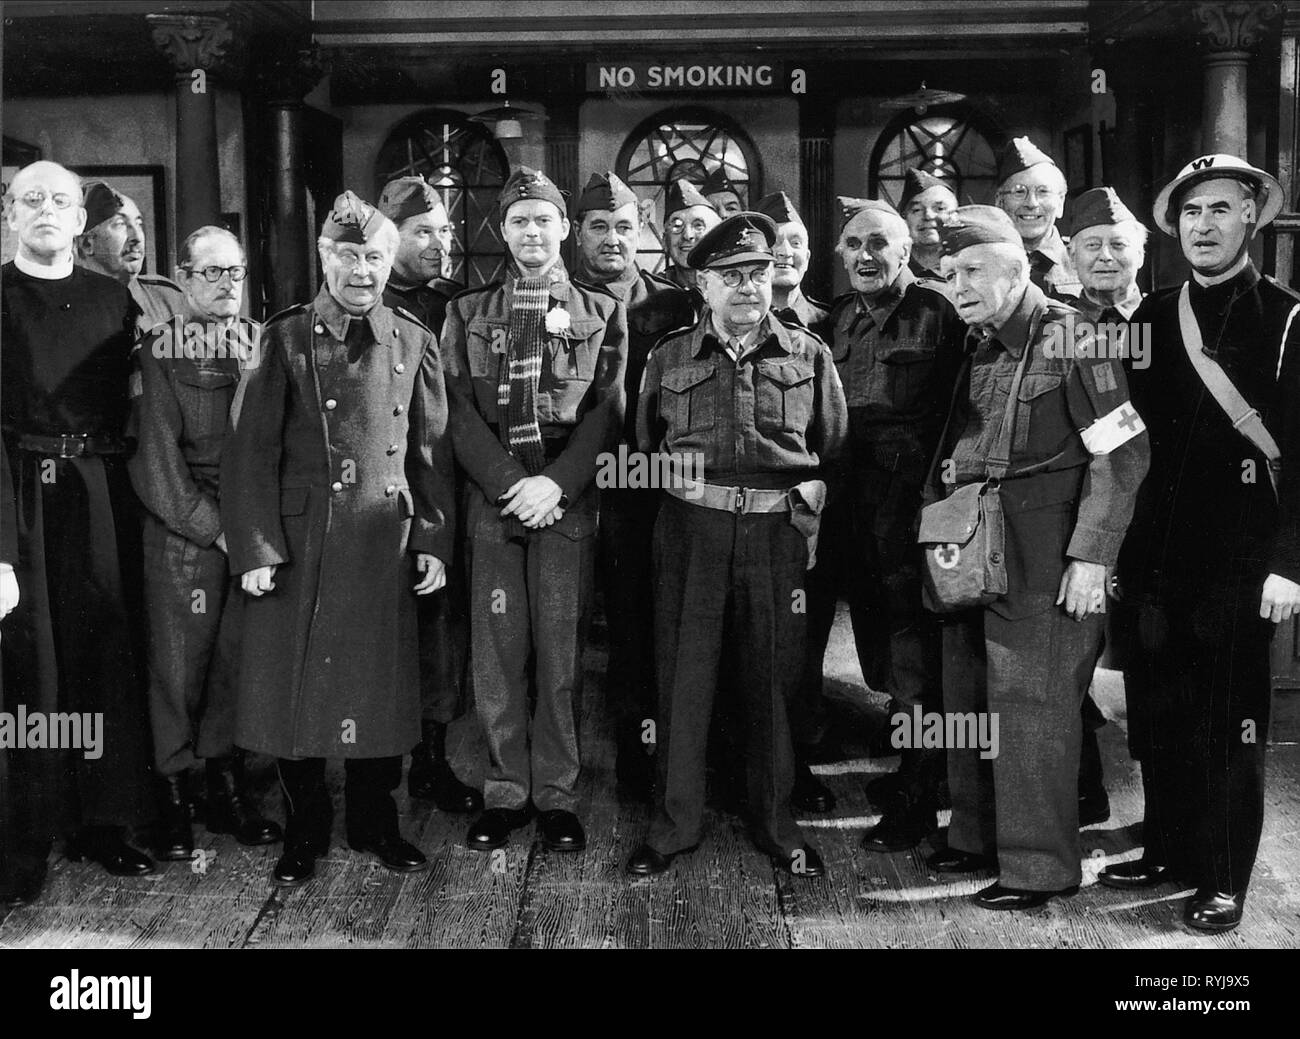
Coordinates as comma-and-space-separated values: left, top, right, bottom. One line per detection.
575, 171, 638, 217
82, 181, 127, 230
687, 211, 776, 270
1152, 153, 1284, 236
665, 178, 713, 218
899, 168, 957, 210
378, 176, 443, 225
838, 197, 900, 229
996, 136, 1058, 186
703, 167, 741, 198
322, 190, 389, 244
756, 191, 802, 225
938, 204, 1024, 257
499, 166, 567, 220
1067, 186, 1141, 238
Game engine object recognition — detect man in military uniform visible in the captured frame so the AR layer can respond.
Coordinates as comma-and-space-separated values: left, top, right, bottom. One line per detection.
377, 175, 482, 815
222, 191, 456, 885
928, 206, 1148, 910
76, 181, 184, 333
1066, 187, 1148, 325
899, 168, 959, 282
2, 160, 156, 887
756, 191, 830, 339
129, 226, 281, 860
994, 138, 1081, 299
703, 168, 744, 218
575, 170, 694, 798
805, 200, 965, 847
1103, 155, 1300, 933
661, 179, 720, 302
442, 167, 627, 853
627, 212, 848, 878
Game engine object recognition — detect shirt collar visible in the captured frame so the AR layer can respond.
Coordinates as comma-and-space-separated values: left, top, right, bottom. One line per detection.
1082, 282, 1144, 320
312, 283, 395, 345
859, 266, 915, 327
694, 310, 795, 359
577, 259, 639, 300
980, 282, 1046, 359
16, 250, 74, 280
1030, 226, 1069, 269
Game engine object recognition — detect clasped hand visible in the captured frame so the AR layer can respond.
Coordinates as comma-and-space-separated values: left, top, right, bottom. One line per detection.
499, 475, 565, 528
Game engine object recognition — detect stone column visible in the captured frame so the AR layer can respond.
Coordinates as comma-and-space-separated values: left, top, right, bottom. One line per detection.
148, 13, 232, 248
1193, 2, 1277, 155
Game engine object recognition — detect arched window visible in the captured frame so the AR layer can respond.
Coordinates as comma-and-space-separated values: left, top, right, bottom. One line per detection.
375, 109, 511, 288
869, 107, 1003, 210
617, 106, 762, 272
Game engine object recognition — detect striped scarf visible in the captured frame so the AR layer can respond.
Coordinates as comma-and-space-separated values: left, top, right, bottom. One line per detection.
497, 272, 551, 538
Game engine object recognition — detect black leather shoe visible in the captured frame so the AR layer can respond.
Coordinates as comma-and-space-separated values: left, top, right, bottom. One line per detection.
538, 810, 586, 852
68, 829, 155, 877
348, 834, 428, 872
926, 847, 996, 874
205, 758, 283, 846
1184, 889, 1245, 933
973, 881, 1078, 911
774, 843, 826, 878
272, 843, 317, 886
466, 807, 532, 852
793, 763, 836, 814
626, 843, 689, 876
1078, 792, 1111, 828
862, 808, 938, 853
410, 747, 483, 814
156, 774, 194, 861
1098, 859, 1175, 889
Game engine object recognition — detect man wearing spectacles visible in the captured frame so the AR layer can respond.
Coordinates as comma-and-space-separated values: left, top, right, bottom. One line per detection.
128, 226, 280, 862
661, 179, 720, 304
1, 160, 157, 905
994, 137, 1082, 299
76, 181, 184, 334
628, 212, 848, 878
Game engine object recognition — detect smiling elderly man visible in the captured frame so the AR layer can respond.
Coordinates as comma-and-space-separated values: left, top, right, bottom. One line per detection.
994, 137, 1081, 299
1066, 187, 1148, 325
927, 205, 1147, 911
222, 190, 455, 886
661, 178, 720, 302
899, 168, 959, 282
755, 191, 829, 339
1105, 155, 1300, 934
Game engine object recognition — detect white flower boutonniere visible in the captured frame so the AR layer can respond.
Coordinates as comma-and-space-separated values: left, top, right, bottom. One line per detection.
545, 306, 571, 335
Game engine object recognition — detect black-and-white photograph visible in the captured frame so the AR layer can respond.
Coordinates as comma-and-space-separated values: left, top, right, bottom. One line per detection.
1, 0, 1297, 986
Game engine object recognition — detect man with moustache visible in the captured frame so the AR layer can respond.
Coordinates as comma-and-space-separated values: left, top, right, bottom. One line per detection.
703, 168, 745, 218
755, 191, 830, 340
76, 181, 183, 332
1, 160, 156, 891
129, 226, 281, 859
222, 191, 455, 885
377, 175, 481, 815
805, 200, 965, 847
994, 137, 1082, 299
627, 212, 848, 877
899, 168, 959, 282
929, 206, 1147, 910
1103, 156, 1300, 933
661, 179, 720, 303
442, 168, 627, 853
574, 171, 694, 798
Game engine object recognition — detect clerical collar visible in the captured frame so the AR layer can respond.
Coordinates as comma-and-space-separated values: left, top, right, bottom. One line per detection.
15, 251, 74, 280
1192, 250, 1251, 288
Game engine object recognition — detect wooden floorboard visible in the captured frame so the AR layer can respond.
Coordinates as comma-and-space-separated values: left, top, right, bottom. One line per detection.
3, 605, 1298, 948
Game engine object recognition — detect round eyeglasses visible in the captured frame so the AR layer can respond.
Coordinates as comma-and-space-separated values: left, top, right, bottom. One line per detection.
184, 265, 248, 283
998, 185, 1063, 204
711, 266, 772, 288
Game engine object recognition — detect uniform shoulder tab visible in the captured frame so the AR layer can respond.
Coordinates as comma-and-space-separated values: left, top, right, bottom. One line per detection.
391, 304, 432, 334
138, 272, 183, 293
1043, 296, 1082, 320
641, 269, 686, 293
452, 282, 499, 303
265, 302, 310, 325
648, 322, 697, 355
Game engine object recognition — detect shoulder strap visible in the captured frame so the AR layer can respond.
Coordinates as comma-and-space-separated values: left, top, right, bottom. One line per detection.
1178, 283, 1281, 498
986, 334, 1036, 481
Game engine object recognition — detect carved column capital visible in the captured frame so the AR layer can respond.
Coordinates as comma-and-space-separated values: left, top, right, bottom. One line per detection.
1192, 2, 1280, 51
147, 13, 233, 75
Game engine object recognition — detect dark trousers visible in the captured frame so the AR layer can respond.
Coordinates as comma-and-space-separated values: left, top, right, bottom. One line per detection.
466, 495, 595, 813
1121, 592, 1273, 894
648, 495, 806, 857
142, 515, 240, 775
943, 605, 1104, 890
276, 755, 402, 847
418, 475, 470, 726
804, 488, 943, 802
597, 489, 660, 750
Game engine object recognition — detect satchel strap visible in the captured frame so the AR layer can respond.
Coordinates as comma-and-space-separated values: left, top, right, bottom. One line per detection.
1178, 283, 1281, 499
986, 320, 1037, 481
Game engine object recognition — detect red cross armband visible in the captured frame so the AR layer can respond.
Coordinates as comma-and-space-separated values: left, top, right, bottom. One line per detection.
1079, 400, 1145, 455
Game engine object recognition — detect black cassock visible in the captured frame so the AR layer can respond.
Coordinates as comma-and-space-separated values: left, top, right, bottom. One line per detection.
0, 262, 155, 870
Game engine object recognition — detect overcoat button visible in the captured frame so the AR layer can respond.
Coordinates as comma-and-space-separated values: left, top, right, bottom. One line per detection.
324, 398, 337, 410
314, 324, 325, 334
331, 481, 344, 492
385, 485, 396, 496
394, 362, 406, 374
394, 404, 405, 415
387, 444, 399, 455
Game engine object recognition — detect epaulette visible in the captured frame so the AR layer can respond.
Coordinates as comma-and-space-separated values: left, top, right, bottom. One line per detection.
641, 268, 689, 294
774, 315, 830, 350
1044, 296, 1082, 318
647, 322, 698, 355
803, 293, 831, 312
451, 282, 499, 302
391, 304, 432, 334
265, 302, 311, 325
138, 272, 183, 292
912, 273, 949, 294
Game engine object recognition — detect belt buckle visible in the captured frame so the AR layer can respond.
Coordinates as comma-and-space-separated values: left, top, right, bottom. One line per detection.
733, 486, 747, 513
57, 435, 85, 459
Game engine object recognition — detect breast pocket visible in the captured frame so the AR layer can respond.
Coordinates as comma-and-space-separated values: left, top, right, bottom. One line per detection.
548, 319, 603, 383
877, 343, 936, 410
466, 321, 507, 379
660, 364, 718, 435
173, 365, 237, 438
755, 359, 815, 434
1012, 371, 1065, 455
